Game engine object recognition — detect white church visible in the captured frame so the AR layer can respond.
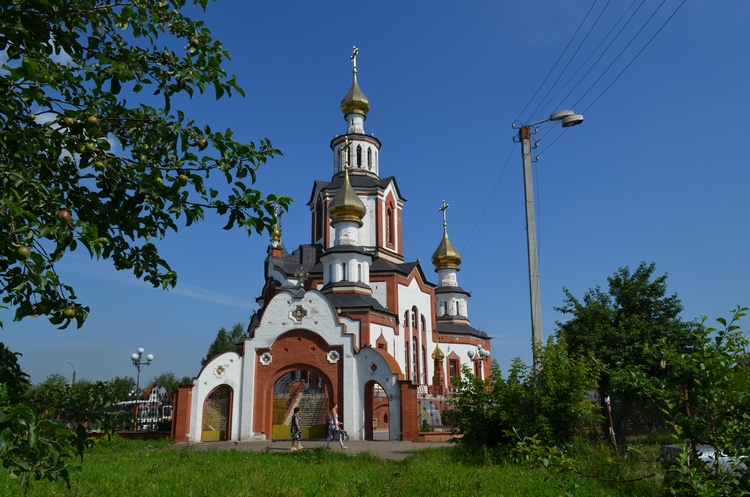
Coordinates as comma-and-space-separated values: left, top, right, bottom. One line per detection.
172, 49, 492, 443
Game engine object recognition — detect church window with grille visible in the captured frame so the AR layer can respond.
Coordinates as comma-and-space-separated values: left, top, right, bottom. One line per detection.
367, 147, 372, 169
356, 145, 362, 167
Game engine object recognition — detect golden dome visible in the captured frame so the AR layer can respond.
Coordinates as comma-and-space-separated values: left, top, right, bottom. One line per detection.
431, 344, 445, 361
329, 165, 366, 226
340, 71, 370, 117
431, 227, 462, 270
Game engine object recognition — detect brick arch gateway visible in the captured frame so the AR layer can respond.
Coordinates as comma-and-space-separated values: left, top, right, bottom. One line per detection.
253, 329, 343, 439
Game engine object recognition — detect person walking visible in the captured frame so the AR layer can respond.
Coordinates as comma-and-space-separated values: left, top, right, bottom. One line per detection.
290, 406, 302, 451
325, 402, 347, 449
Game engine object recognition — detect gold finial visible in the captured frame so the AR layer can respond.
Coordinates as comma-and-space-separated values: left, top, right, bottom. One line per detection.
351, 46, 358, 73
341, 46, 369, 117
432, 199, 462, 270
329, 137, 366, 226
439, 200, 449, 230
271, 203, 282, 241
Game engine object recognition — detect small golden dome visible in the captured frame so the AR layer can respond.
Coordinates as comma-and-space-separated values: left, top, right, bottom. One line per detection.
340, 72, 370, 117
431, 344, 445, 361
431, 227, 462, 270
329, 165, 366, 226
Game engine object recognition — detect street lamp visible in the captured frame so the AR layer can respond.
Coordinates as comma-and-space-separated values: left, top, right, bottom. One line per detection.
65, 360, 76, 386
130, 347, 153, 396
467, 345, 491, 378
513, 110, 583, 364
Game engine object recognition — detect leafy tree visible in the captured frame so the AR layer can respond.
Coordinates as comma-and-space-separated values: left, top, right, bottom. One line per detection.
201, 322, 245, 367
149, 371, 190, 392
0, 0, 290, 329
108, 375, 136, 401
446, 338, 600, 448
615, 307, 750, 496
0, 344, 130, 491
1, 0, 286, 489
555, 262, 690, 440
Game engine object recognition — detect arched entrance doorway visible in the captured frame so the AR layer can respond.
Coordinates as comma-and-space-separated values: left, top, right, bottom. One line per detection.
202, 385, 232, 441
271, 367, 332, 440
364, 380, 390, 441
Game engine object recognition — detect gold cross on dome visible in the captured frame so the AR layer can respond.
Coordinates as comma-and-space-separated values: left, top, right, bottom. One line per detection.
439, 200, 450, 228
350, 46, 358, 72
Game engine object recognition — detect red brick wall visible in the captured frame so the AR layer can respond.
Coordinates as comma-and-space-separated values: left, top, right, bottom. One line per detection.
399, 380, 419, 440
171, 385, 193, 442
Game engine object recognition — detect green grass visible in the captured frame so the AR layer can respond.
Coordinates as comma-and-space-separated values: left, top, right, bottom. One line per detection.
0, 438, 663, 496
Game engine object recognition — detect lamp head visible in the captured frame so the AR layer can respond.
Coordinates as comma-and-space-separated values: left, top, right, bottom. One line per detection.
467, 349, 475, 360
561, 114, 584, 127
146, 354, 154, 362
137, 347, 144, 354
131, 353, 139, 361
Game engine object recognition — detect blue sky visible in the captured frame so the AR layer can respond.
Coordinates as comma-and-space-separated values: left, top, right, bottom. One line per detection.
3, 1, 749, 385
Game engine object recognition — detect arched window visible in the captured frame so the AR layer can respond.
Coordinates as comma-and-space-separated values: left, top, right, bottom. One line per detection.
411, 306, 418, 329
342, 262, 347, 281
404, 311, 410, 329
367, 148, 372, 169
412, 337, 419, 383
386, 208, 393, 245
405, 337, 411, 379
315, 197, 323, 241
357, 263, 363, 282
421, 315, 426, 332
442, 301, 447, 316
356, 145, 362, 167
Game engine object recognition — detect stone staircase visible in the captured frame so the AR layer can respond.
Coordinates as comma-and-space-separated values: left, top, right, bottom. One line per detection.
283, 393, 327, 428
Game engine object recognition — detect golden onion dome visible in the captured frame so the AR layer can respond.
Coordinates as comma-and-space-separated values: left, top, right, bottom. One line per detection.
328, 166, 366, 226
340, 71, 370, 117
431, 344, 445, 362
431, 227, 462, 270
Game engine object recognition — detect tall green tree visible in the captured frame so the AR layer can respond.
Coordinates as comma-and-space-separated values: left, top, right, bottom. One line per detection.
555, 262, 690, 441
0, 0, 290, 329
201, 322, 245, 367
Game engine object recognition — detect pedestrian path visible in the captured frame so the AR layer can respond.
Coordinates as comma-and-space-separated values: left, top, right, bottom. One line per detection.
175, 439, 452, 461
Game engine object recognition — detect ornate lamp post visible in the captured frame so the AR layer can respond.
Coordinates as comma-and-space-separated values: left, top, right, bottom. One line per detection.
130, 347, 153, 396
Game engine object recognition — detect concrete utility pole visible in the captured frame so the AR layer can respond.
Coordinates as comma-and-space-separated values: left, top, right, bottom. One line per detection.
515, 110, 583, 366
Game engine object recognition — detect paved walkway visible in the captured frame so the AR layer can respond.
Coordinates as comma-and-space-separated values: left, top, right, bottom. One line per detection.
174, 439, 453, 461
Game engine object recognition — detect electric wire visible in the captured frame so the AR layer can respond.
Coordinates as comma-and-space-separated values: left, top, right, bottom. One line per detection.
578, 0, 687, 115
460, 142, 517, 254
527, 0, 613, 123
465, 1, 686, 251
513, 0, 599, 124
569, 0, 670, 112
550, 0, 644, 113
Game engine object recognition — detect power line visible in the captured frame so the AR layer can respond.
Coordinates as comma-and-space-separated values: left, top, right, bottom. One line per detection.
514, 0, 600, 124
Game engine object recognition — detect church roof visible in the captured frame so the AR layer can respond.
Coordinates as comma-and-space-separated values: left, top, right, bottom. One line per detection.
267, 244, 323, 280
436, 323, 490, 339
307, 175, 405, 206
434, 285, 470, 296
325, 293, 391, 315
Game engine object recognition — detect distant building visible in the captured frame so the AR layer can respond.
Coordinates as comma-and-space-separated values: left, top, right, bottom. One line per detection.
172, 49, 491, 442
